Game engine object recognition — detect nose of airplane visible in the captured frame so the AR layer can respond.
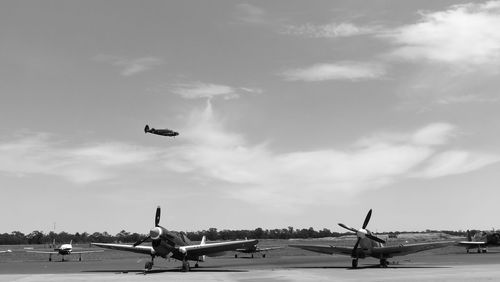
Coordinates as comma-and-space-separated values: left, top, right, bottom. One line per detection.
150, 227, 162, 240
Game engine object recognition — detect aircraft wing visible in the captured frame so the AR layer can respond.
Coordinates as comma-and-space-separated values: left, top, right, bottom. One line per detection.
71, 250, 104, 254
0, 250, 12, 253
289, 244, 353, 256
458, 241, 486, 246
26, 250, 58, 254
371, 241, 454, 257
182, 239, 258, 257
257, 246, 283, 252
91, 243, 154, 255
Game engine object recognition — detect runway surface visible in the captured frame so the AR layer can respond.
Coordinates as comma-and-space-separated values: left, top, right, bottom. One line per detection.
1, 243, 500, 281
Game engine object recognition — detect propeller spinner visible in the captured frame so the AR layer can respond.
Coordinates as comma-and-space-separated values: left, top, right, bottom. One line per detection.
133, 206, 163, 247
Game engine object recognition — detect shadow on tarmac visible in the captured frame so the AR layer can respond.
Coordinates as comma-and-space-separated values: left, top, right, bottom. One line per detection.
83, 267, 249, 275
288, 265, 451, 270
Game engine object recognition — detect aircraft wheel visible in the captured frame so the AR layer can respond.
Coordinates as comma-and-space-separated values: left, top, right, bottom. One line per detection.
235, 254, 238, 258
483, 249, 487, 253
251, 254, 254, 258
477, 249, 481, 253
195, 263, 199, 268
352, 259, 358, 268
145, 261, 153, 271
182, 261, 190, 272
262, 254, 266, 258
380, 259, 388, 268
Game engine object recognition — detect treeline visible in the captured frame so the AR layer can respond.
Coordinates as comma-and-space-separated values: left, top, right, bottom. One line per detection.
0, 228, 471, 245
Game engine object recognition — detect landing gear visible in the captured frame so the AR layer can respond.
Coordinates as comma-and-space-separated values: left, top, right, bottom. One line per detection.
195, 262, 199, 268
49, 254, 52, 262
181, 259, 190, 272
79, 254, 82, 261
262, 254, 266, 258
352, 259, 358, 268
380, 259, 388, 268
144, 256, 154, 272
251, 254, 254, 258
235, 254, 238, 258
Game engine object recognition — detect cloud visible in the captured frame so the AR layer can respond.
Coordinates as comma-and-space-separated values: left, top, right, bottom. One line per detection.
94, 55, 164, 76
281, 62, 386, 82
283, 22, 379, 38
0, 134, 159, 184
2, 109, 497, 211
383, 1, 500, 66
234, 3, 267, 24
170, 82, 262, 100
159, 105, 498, 209
414, 150, 500, 178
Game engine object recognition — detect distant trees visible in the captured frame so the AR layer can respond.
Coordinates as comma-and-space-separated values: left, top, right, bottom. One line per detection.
0, 228, 470, 245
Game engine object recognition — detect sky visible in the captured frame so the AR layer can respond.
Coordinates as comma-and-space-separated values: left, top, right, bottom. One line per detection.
1, 0, 500, 235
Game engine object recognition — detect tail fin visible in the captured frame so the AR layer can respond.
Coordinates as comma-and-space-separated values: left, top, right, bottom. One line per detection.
70, 240, 73, 245
144, 125, 150, 133
467, 230, 472, 241
201, 235, 206, 245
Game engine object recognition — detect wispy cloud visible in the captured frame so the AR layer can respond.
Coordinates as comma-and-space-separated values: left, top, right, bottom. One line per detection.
159, 104, 499, 210
234, 3, 267, 24
383, 1, 500, 66
2, 107, 497, 211
280, 62, 386, 82
436, 94, 499, 105
94, 55, 164, 76
170, 82, 262, 100
0, 133, 159, 184
283, 22, 380, 38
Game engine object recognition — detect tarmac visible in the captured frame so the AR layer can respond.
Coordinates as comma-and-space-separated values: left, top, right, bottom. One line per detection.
1, 246, 500, 281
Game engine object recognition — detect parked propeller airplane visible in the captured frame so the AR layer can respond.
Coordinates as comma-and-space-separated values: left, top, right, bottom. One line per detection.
92, 206, 258, 272
144, 124, 179, 137
0, 250, 12, 254
290, 209, 453, 268
234, 242, 282, 258
458, 229, 500, 253
27, 240, 102, 261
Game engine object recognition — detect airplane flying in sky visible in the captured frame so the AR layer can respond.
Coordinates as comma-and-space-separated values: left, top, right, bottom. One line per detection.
234, 242, 282, 258
92, 206, 258, 272
27, 240, 102, 261
290, 209, 453, 268
458, 229, 500, 253
144, 124, 179, 137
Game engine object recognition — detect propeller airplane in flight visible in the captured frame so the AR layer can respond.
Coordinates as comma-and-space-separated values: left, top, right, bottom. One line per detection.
144, 124, 179, 137
290, 209, 453, 268
92, 206, 258, 272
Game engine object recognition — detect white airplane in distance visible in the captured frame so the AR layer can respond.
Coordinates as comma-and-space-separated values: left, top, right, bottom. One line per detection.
92, 206, 258, 272
27, 240, 103, 261
290, 209, 454, 268
234, 242, 282, 258
0, 250, 12, 253
458, 229, 500, 253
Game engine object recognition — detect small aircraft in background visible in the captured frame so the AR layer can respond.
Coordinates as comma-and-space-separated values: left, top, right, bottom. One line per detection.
458, 229, 500, 253
290, 209, 453, 268
144, 125, 179, 137
0, 250, 12, 254
92, 206, 258, 272
234, 242, 282, 258
26, 240, 102, 261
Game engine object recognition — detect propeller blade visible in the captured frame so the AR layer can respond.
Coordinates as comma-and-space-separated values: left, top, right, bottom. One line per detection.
338, 223, 358, 233
351, 237, 361, 257
155, 206, 161, 227
133, 236, 151, 247
366, 234, 386, 244
362, 209, 372, 229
